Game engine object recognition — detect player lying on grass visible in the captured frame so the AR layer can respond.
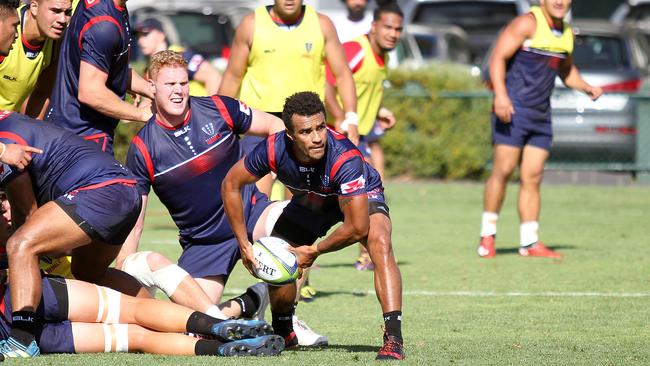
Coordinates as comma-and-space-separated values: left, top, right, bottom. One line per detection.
222, 91, 404, 360
0, 275, 284, 358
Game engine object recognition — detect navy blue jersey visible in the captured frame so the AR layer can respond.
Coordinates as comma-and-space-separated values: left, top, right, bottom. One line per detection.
126, 96, 258, 247
0, 111, 136, 206
245, 128, 383, 213
46, 0, 132, 146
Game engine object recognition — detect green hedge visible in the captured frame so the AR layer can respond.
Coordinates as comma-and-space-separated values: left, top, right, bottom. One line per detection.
382, 63, 492, 179
112, 63, 494, 179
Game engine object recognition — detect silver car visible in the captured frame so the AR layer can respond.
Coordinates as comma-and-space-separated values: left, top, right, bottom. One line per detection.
399, 0, 530, 63
550, 21, 650, 163
388, 23, 472, 68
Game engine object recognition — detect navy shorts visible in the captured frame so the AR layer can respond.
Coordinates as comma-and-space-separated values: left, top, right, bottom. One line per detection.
273, 187, 389, 245
491, 106, 553, 150
55, 183, 142, 245
1, 276, 75, 353
358, 121, 386, 158
178, 190, 272, 279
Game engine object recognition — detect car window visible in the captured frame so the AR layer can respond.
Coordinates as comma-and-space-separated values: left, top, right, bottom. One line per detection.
411, 1, 517, 33
572, 35, 631, 70
627, 4, 650, 21
413, 34, 440, 59
168, 11, 234, 59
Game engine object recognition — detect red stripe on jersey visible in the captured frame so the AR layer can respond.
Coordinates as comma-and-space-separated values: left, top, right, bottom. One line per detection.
155, 110, 191, 130
0, 131, 28, 146
76, 178, 136, 191
84, 0, 100, 9
78, 16, 122, 50
83, 132, 108, 152
211, 96, 234, 130
131, 135, 155, 182
327, 126, 347, 140
0, 111, 13, 121
329, 149, 362, 179
267, 134, 277, 173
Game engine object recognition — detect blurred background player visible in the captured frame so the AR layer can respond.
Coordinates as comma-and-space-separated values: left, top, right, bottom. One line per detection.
46, 0, 153, 155
477, 0, 602, 259
218, 0, 359, 195
222, 92, 404, 360
118, 51, 287, 323
0, 0, 72, 118
134, 17, 222, 96
326, 2, 402, 270
331, 0, 373, 43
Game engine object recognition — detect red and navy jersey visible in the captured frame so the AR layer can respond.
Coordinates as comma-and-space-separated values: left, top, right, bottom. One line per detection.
46, 0, 131, 144
0, 111, 136, 206
245, 129, 383, 212
126, 96, 257, 246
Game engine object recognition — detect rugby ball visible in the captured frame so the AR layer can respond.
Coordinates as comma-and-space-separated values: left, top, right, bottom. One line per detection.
252, 237, 299, 286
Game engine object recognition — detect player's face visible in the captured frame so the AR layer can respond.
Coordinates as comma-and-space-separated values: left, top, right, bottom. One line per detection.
539, 0, 571, 20
0, 11, 20, 56
151, 66, 190, 121
371, 12, 403, 53
137, 30, 166, 57
32, 0, 72, 40
345, 0, 367, 17
273, 0, 303, 19
288, 112, 328, 163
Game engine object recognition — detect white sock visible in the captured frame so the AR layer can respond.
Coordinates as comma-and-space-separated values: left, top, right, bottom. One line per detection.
480, 212, 499, 237
205, 305, 228, 320
520, 221, 539, 247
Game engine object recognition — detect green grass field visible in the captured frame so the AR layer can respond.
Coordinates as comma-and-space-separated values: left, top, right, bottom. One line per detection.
12, 181, 650, 365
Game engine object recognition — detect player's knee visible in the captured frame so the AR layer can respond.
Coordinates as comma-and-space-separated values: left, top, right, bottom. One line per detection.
101, 324, 130, 353
144, 251, 172, 271
368, 235, 393, 259
95, 286, 122, 324
6, 234, 40, 258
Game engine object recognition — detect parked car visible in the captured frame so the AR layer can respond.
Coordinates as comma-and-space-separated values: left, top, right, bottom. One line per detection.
399, 0, 530, 64
388, 23, 471, 68
549, 20, 650, 163
128, 0, 258, 68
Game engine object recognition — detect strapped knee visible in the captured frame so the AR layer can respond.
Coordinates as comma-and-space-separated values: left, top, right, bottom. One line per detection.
121, 251, 188, 298
95, 286, 122, 324
101, 324, 129, 353
121, 251, 157, 296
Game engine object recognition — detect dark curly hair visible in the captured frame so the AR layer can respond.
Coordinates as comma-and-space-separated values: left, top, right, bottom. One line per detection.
373, 1, 403, 21
0, 0, 19, 16
282, 91, 326, 131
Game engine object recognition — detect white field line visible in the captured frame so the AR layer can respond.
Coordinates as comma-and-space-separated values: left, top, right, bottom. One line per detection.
221, 288, 650, 298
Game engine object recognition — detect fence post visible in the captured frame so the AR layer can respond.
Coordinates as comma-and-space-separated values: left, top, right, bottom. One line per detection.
637, 97, 650, 184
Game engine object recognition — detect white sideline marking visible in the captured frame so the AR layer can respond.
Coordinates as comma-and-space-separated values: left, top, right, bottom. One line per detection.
222, 288, 650, 298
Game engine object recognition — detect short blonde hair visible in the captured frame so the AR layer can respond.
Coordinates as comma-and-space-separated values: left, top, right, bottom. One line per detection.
149, 50, 187, 79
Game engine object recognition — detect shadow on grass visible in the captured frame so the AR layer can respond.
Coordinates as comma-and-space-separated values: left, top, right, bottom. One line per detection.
291, 344, 377, 353
495, 244, 575, 255
299, 290, 372, 300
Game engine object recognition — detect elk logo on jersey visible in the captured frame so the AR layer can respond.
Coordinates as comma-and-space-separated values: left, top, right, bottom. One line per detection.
340, 175, 365, 194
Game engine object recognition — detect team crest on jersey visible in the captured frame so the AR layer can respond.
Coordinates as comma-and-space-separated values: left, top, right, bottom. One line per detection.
340, 175, 366, 194
320, 174, 330, 186
305, 42, 313, 53
201, 123, 215, 136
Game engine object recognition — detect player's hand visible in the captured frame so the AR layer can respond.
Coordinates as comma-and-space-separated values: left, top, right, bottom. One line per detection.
238, 242, 259, 278
0, 143, 43, 171
340, 112, 360, 145
493, 94, 514, 123
586, 85, 603, 101
377, 107, 396, 130
346, 124, 360, 146
288, 244, 319, 269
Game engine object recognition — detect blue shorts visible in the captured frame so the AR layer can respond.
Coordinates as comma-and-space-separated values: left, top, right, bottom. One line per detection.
358, 121, 386, 158
178, 190, 272, 279
491, 106, 553, 150
55, 183, 142, 245
1, 277, 75, 353
272, 187, 389, 245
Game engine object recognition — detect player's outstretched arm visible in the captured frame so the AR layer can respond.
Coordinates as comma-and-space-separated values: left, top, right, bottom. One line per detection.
222, 159, 262, 277
292, 194, 369, 268
78, 61, 152, 122
129, 68, 154, 100
559, 55, 603, 101
218, 14, 254, 97
194, 60, 222, 95
0, 143, 42, 171
247, 109, 285, 137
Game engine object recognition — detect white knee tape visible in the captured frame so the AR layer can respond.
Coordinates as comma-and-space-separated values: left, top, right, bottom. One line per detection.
264, 200, 290, 237
96, 286, 122, 324
121, 251, 157, 296
102, 324, 129, 353
152, 264, 188, 297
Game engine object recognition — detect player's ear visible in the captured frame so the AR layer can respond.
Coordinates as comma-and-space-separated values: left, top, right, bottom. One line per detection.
148, 78, 156, 95
285, 128, 294, 140
29, 0, 39, 15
